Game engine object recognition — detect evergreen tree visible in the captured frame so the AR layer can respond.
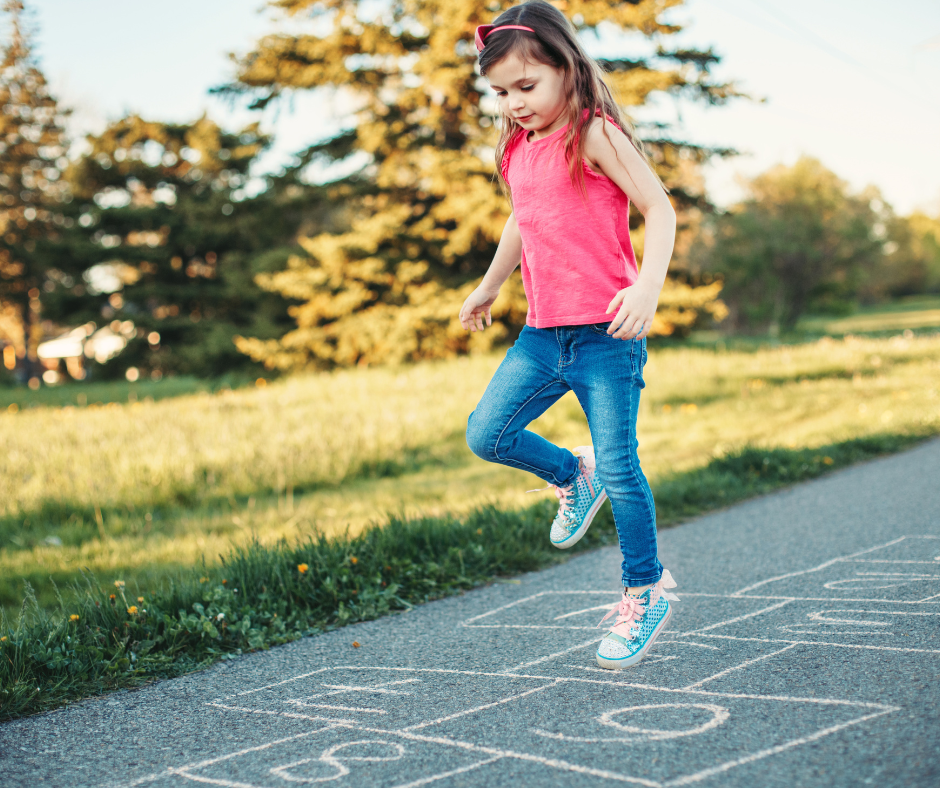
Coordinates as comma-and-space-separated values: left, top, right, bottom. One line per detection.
220, 0, 739, 370
0, 0, 70, 382
58, 115, 331, 379
696, 157, 884, 333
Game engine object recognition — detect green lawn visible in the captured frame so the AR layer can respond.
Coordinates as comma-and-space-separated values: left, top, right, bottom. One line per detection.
0, 373, 259, 411
796, 295, 940, 336
3, 330, 939, 614
3, 324, 940, 719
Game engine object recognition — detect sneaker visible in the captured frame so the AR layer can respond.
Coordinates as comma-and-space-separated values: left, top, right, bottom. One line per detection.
527, 446, 607, 549
595, 569, 679, 670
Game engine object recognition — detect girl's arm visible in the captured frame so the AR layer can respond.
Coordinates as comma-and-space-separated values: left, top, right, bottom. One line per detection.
459, 212, 523, 332
584, 118, 677, 340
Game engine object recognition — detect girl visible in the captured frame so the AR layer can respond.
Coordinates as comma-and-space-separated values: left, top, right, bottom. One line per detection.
460, 0, 679, 670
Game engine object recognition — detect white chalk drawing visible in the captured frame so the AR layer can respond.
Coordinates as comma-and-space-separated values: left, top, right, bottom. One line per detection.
532, 702, 731, 743
110, 536, 940, 788
270, 740, 406, 784
823, 573, 940, 592
286, 679, 421, 715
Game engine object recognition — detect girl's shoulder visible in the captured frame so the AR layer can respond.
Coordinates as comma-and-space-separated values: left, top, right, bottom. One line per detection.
500, 128, 528, 179
579, 107, 623, 136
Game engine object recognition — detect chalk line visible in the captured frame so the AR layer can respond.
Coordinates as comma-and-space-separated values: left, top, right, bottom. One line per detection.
664, 708, 896, 786
390, 757, 504, 788
732, 536, 909, 595
682, 644, 798, 690
403, 681, 559, 731
504, 638, 600, 672
679, 599, 793, 635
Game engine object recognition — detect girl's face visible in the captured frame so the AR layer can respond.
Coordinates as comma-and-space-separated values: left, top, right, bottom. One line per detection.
486, 53, 568, 139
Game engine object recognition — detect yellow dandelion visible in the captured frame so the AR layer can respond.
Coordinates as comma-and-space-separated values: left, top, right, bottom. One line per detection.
127, 606, 138, 614
69, 614, 80, 622
662, 404, 672, 413
352, 641, 361, 648
823, 456, 834, 465
222, 579, 228, 585
476, 528, 483, 536
109, 594, 116, 601
114, 580, 125, 589
350, 556, 358, 565
137, 597, 144, 603
199, 577, 209, 583
297, 563, 309, 574
0, 636, 6, 642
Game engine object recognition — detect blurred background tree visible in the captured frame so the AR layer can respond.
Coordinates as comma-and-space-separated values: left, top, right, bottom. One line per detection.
862, 208, 940, 302
5, 0, 936, 387
55, 115, 330, 379
220, 0, 741, 370
692, 156, 887, 334
0, 0, 70, 384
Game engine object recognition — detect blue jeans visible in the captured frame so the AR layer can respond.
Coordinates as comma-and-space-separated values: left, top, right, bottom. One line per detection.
466, 323, 662, 587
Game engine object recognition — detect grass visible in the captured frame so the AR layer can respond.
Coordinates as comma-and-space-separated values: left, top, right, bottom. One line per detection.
796, 295, 940, 336
3, 332, 940, 613
1, 327, 939, 719
2, 429, 933, 721
0, 498, 613, 720
0, 373, 259, 411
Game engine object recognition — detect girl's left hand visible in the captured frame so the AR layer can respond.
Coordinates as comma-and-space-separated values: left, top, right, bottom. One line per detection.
605, 282, 660, 340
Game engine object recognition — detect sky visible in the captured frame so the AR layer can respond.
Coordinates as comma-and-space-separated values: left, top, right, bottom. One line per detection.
23, 0, 940, 215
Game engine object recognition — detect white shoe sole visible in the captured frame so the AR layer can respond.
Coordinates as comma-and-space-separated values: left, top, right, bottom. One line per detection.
552, 489, 608, 550
595, 604, 672, 670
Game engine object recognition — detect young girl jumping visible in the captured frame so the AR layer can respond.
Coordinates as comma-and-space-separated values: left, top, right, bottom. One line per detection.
460, 0, 679, 670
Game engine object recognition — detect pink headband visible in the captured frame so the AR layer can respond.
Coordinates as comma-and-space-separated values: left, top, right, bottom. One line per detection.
474, 24, 535, 53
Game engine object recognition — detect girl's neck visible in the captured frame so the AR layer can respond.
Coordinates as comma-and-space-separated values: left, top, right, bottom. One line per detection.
526, 111, 568, 142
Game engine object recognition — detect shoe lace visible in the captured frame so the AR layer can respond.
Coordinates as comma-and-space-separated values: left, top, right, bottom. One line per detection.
525, 454, 593, 523
595, 570, 680, 639
597, 593, 647, 639
526, 481, 575, 522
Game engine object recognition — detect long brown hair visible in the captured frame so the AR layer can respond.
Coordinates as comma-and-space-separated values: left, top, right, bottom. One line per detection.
478, 0, 665, 199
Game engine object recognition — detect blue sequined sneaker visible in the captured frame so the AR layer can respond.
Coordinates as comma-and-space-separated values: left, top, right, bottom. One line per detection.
595, 570, 679, 669
528, 446, 607, 550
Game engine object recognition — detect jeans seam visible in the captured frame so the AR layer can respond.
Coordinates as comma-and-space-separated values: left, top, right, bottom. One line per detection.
618, 458, 657, 584
554, 327, 578, 369
493, 379, 575, 486
613, 389, 658, 586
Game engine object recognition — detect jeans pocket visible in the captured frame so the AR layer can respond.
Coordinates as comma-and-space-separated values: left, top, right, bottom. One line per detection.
590, 322, 613, 335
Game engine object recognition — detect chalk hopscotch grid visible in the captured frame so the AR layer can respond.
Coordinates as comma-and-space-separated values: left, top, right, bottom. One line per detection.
108, 535, 940, 788
122, 666, 899, 788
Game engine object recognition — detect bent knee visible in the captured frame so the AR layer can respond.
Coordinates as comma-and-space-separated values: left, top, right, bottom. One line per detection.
466, 410, 498, 462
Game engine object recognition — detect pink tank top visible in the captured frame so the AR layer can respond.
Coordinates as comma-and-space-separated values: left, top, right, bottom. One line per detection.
502, 119, 639, 328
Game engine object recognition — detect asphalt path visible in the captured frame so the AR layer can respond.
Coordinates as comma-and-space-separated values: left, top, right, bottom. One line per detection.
3, 438, 939, 787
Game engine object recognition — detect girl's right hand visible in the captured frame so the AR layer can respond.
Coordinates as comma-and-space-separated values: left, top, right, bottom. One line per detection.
459, 286, 498, 332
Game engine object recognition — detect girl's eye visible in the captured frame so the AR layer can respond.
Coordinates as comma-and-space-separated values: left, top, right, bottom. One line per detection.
521, 85, 534, 91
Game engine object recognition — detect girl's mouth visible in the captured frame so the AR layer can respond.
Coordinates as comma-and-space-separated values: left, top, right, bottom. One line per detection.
515, 114, 534, 123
